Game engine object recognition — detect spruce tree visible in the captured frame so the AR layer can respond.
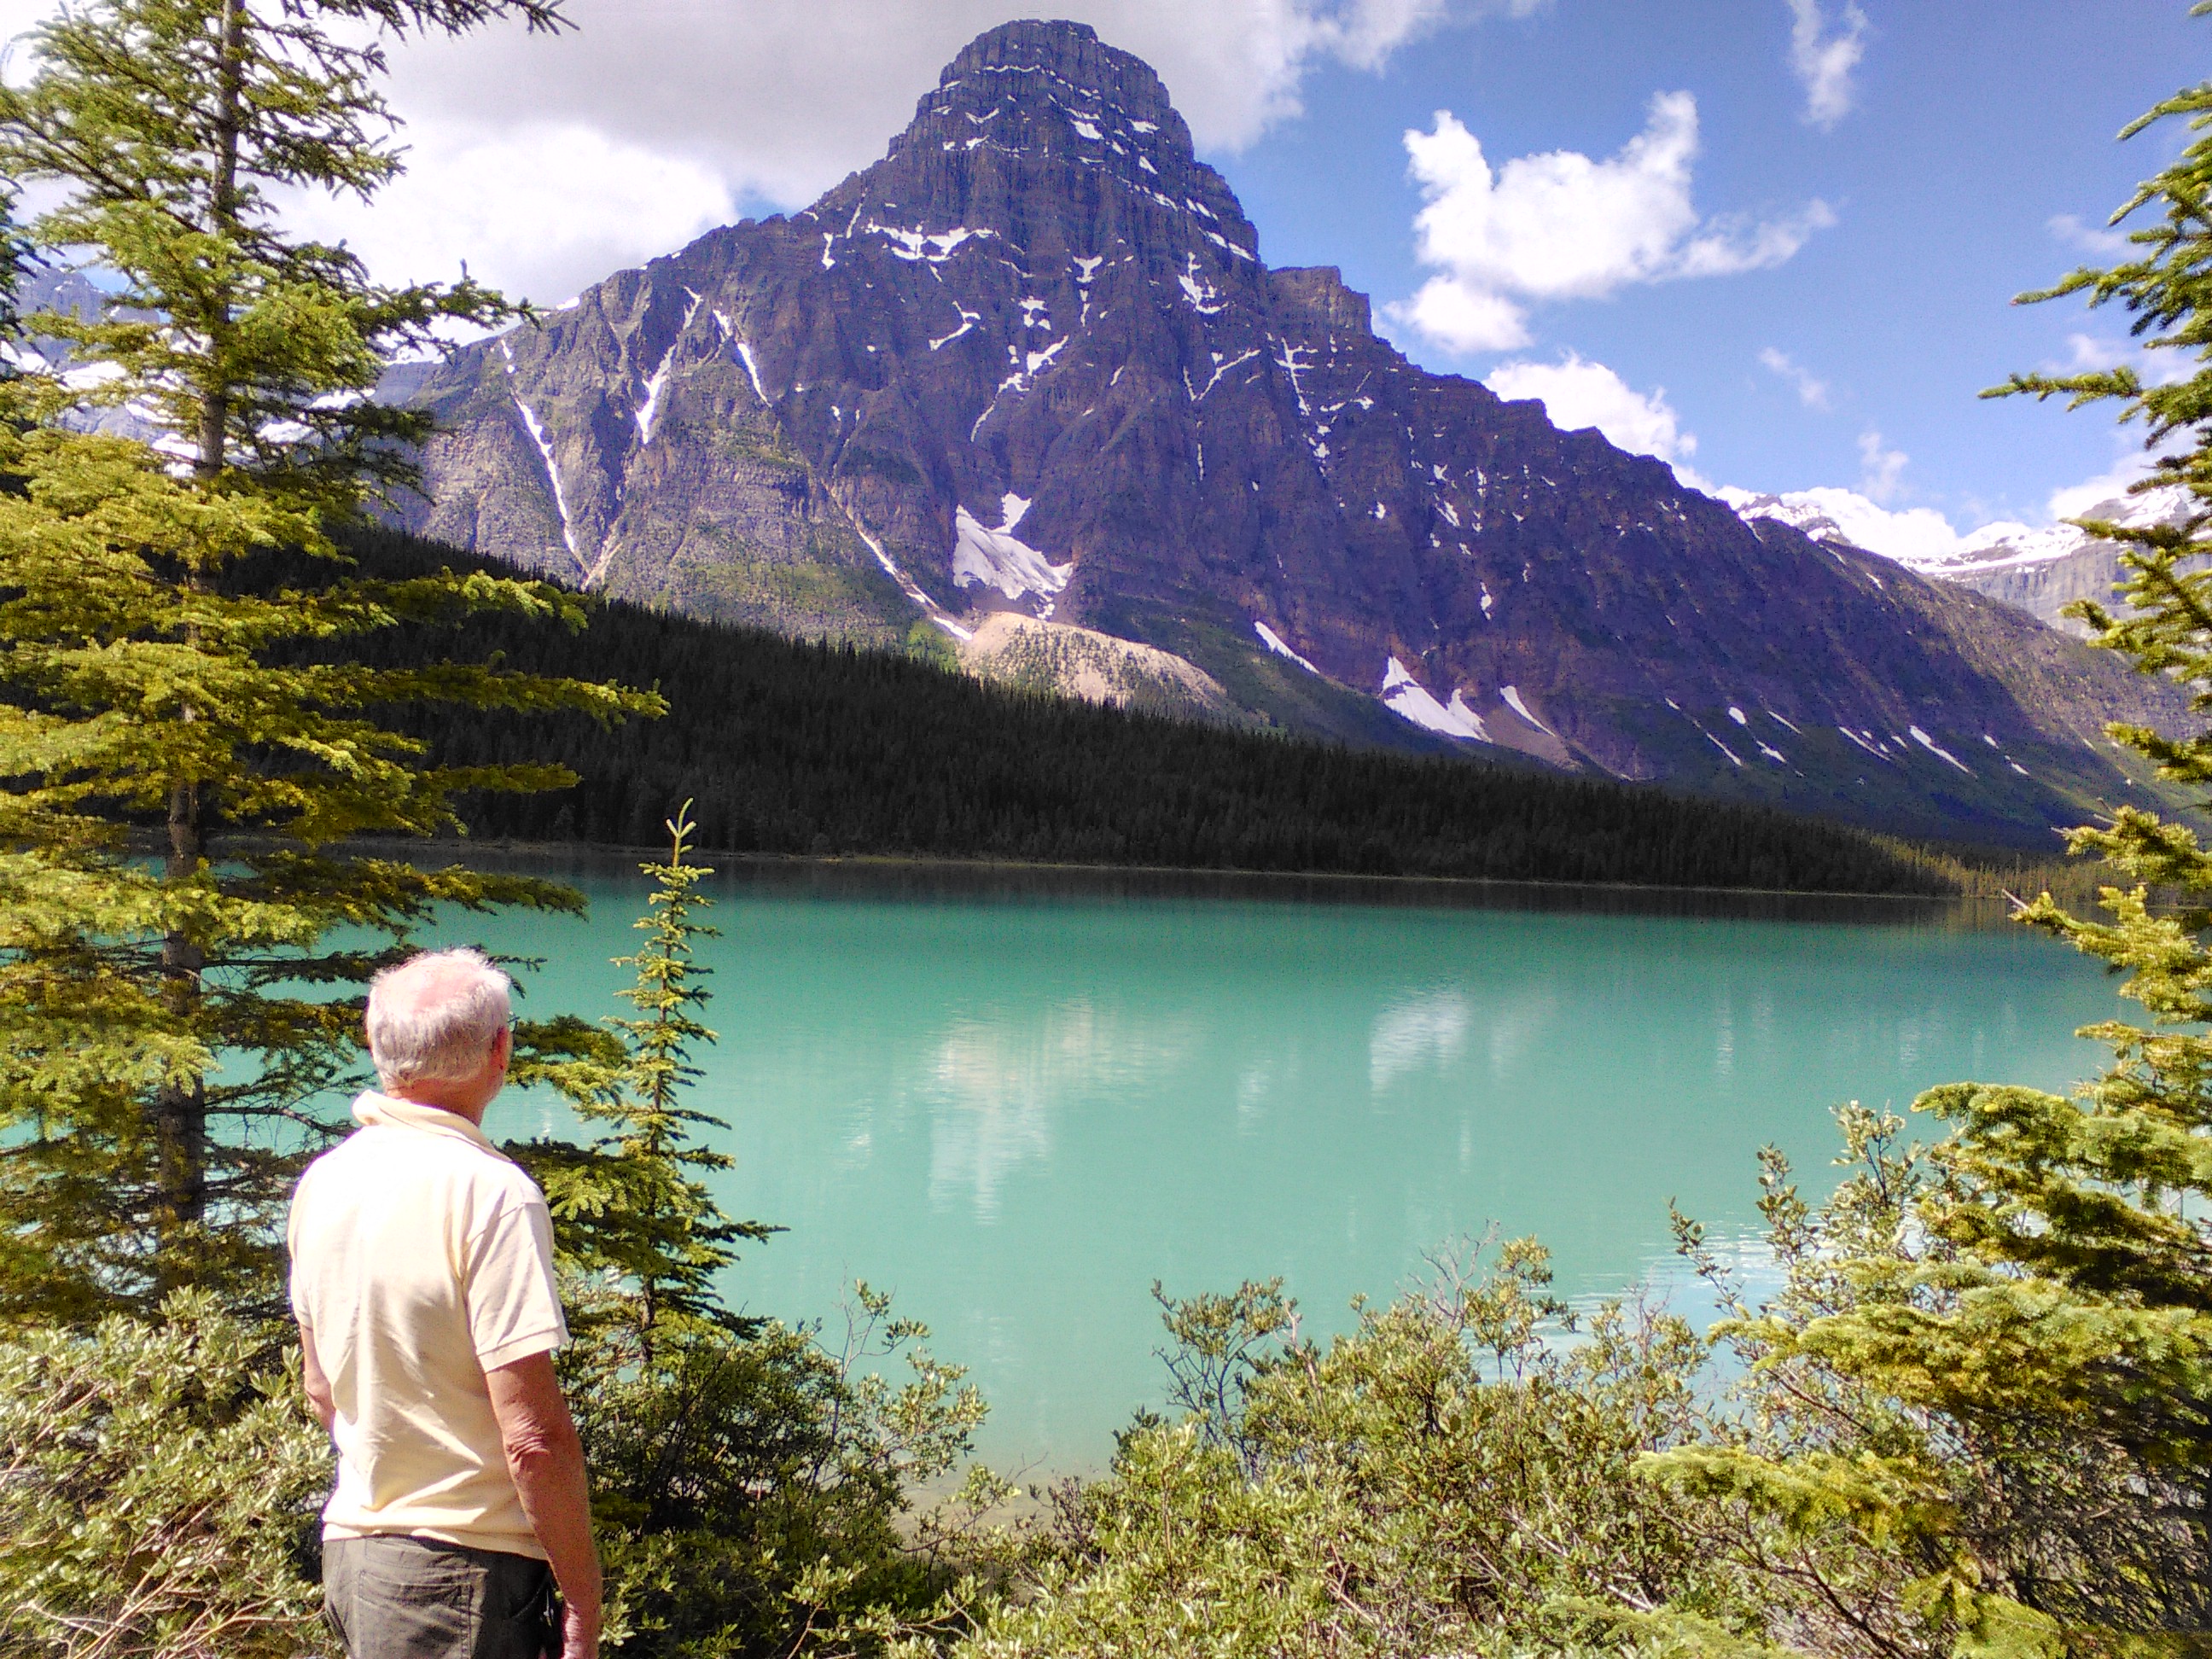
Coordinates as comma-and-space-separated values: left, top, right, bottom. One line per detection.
1649, 38, 2212, 1651
0, 189, 20, 362
0, 0, 663, 1327
522, 803, 768, 1370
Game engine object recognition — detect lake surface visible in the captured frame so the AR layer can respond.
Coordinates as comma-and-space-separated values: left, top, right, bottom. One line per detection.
458, 861, 2124, 1474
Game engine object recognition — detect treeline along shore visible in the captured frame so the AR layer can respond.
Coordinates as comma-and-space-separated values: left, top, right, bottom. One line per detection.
307, 528, 1970, 897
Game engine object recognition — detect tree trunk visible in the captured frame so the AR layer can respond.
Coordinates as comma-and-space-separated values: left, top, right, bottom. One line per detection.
154, 777, 207, 1249
156, 0, 245, 1263
195, 0, 246, 484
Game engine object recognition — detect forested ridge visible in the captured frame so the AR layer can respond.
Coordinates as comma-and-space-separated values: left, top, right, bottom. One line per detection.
324, 527, 1950, 896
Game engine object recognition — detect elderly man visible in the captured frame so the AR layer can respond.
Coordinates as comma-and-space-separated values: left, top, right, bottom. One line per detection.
289, 948, 602, 1659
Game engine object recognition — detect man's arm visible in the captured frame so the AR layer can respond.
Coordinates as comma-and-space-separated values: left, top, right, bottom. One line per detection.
297, 1324, 335, 1432
486, 1351, 602, 1659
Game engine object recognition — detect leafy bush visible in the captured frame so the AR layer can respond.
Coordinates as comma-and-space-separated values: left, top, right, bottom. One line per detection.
575, 1289, 990, 1659
0, 1293, 332, 1659
964, 1244, 1749, 1658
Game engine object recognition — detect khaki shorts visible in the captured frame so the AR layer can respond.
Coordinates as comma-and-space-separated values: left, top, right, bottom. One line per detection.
323, 1535, 556, 1659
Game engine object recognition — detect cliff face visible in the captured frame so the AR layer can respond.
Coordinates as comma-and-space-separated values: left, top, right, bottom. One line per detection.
1953, 545, 2124, 637
398, 19, 2191, 843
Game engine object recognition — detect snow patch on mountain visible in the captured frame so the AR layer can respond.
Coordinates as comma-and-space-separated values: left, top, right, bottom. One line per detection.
867, 223, 990, 263
1908, 725, 1973, 775
847, 509, 962, 634
635, 355, 674, 445
931, 304, 981, 352
952, 501, 1073, 608
735, 341, 770, 405
1382, 659, 1488, 742
501, 337, 585, 579
636, 290, 704, 445
1499, 685, 1551, 736
1254, 620, 1318, 673
1179, 256, 1225, 316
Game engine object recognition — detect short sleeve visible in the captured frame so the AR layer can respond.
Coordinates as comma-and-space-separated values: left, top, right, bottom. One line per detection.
463, 1194, 568, 1371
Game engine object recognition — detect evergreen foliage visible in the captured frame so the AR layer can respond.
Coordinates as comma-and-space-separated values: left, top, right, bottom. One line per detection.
329, 527, 1952, 899
486, 822, 989, 1657
1, 0, 561, 509
518, 804, 772, 1367
1649, 1110, 2180, 1656
506, 818, 987, 1658
0, 0, 659, 1328
0, 189, 21, 364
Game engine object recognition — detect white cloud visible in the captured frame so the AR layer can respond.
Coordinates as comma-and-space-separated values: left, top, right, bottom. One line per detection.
384, 1, 1433, 173
1307, 0, 1463, 71
1856, 429, 1907, 501
1784, 0, 1867, 131
5, 0, 1452, 301
1758, 346, 1831, 409
1718, 485, 1968, 565
2055, 332, 2132, 373
1388, 94, 1833, 356
1396, 277, 1533, 352
2047, 453, 2156, 522
2038, 329, 2196, 391
2047, 212, 2135, 261
1487, 351, 1696, 465
376, 0, 1449, 212
279, 119, 736, 305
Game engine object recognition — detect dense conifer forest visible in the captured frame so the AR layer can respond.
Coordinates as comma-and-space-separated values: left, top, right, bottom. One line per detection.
313, 528, 1950, 896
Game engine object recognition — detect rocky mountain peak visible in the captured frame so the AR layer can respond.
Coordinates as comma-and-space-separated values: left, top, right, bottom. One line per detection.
821, 18, 1257, 271
934, 20, 1185, 151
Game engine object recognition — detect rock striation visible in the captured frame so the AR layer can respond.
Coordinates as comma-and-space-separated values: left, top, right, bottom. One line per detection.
396, 18, 2192, 843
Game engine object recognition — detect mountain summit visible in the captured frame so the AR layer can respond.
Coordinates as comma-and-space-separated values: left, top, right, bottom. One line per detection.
399, 19, 2186, 842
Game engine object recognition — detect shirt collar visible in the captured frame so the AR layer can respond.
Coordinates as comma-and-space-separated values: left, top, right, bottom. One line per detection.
352, 1089, 504, 1157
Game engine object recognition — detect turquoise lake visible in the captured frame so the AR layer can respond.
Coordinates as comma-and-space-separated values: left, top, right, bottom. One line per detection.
456, 863, 2125, 1475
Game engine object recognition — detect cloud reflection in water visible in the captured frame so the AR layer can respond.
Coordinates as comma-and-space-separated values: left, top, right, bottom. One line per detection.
920, 998, 1192, 1220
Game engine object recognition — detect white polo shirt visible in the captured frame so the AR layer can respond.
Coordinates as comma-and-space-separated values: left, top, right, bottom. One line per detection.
288, 1090, 568, 1558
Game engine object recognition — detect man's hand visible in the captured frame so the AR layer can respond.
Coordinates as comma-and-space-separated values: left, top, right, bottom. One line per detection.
297, 1324, 335, 1432
557, 1598, 598, 1659
486, 1351, 602, 1659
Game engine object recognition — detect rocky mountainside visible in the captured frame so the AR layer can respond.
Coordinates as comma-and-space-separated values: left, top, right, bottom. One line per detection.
7, 266, 168, 448
396, 19, 2192, 846
1720, 485, 2186, 637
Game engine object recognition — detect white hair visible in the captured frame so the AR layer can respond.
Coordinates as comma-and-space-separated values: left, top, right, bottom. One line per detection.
365, 948, 514, 1091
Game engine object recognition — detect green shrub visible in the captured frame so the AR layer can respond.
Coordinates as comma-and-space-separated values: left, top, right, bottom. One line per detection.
576, 1288, 990, 1658
0, 1293, 332, 1659
965, 1243, 1749, 1658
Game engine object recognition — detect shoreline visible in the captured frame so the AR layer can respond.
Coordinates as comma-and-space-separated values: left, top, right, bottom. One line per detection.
404, 838, 2005, 923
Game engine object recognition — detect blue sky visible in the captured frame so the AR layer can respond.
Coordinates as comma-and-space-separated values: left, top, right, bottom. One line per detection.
3, 0, 2198, 533
1216, 1, 2199, 527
